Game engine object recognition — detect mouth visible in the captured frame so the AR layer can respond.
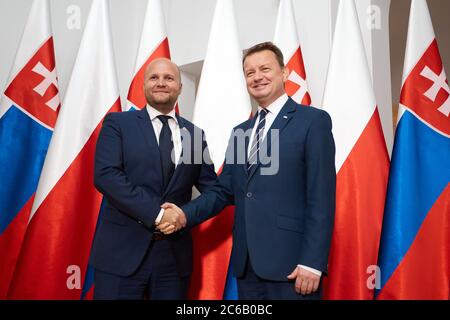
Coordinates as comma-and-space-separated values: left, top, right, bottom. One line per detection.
252, 83, 269, 90
152, 91, 170, 94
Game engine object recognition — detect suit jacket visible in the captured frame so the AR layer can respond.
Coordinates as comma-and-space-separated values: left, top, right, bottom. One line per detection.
182, 98, 336, 281
89, 108, 216, 277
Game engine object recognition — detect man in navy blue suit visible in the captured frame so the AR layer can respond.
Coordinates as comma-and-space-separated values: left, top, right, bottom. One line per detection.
163, 42, 336, 300
89, 58, 216, 299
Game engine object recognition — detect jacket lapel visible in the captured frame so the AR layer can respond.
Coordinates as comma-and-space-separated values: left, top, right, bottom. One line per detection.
247, 98, 297, 182
243, 114, 258, 178
136, 108, 164, 190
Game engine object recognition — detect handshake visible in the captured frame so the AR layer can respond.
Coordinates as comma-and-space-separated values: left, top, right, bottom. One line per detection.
155, 202, 187, 235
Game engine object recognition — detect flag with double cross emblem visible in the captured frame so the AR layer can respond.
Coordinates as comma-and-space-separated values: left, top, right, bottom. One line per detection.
377, 0, 450, 300
0, 0, 59, 299
274, 0, 311, 106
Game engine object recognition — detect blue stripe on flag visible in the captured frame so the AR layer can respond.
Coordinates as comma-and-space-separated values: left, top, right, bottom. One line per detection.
377, 110, 450, 293
223, 264, 238, 300
81, 198, 107, 299
81, 264, 94, 299
0, 106, 52, 234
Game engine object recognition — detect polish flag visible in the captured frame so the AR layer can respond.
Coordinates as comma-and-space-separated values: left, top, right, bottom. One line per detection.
126, 0, 175, 112
377, 0, 450, 300
0, 0, 60, 299
189, 0, 252, 300
274, 0, 311, 105
8, 0, 121, 299
321, 0, 389, 300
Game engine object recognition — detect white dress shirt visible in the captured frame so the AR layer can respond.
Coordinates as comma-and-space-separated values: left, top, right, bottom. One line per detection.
247, 94, 288, 157
146, 105, 182, 225
146, 105, 182, 166
247, 94, 322, 277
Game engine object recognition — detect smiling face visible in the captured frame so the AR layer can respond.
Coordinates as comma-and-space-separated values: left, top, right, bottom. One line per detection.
243, 49, 289, 107
143, 58, 182, 114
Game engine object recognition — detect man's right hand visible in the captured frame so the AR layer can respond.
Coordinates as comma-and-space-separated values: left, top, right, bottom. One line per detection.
156, 202, 186, 234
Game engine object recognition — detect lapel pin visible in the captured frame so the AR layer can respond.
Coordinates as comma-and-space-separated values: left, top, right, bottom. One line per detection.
283, 116, 288, 119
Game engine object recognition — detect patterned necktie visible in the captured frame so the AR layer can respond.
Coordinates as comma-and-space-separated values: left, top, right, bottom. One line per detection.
247, 109, 268, 171
157, 115, 175, 190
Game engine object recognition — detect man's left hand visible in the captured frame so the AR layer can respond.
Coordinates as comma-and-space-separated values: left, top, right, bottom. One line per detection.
287, 266, 321, 295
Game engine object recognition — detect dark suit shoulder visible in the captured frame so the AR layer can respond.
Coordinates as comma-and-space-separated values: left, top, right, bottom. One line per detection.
176, 115, 205, 137
294, 104, 332, 124
232, 116, 255, 132
103, 110, 140, 123
295, 103, 328, 116
176, 115, 195, 130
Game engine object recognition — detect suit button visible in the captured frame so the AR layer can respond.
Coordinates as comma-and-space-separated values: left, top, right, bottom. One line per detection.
246, 192, 252, 198
137, 220, 143, 225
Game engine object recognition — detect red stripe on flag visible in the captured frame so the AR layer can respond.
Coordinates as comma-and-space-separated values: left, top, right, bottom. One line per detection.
188, 206, 234, 300
0, 195, 34, 299
127, 38, 170, 109
83, 286, 94, 300
377, 185, 450, 300
7, 100, 121, 300
323, 108, 389, 300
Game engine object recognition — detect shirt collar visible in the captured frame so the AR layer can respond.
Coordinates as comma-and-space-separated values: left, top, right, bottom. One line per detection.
257, 93, 288, 116
146, 104, 178, 124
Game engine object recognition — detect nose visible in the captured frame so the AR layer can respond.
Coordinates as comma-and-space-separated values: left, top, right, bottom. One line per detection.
155, 78, 166, 87
253, 70, 264, 82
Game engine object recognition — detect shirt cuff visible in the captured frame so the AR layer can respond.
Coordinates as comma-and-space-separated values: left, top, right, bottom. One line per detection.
155, 208, 164, 225
297, 264, 322, 277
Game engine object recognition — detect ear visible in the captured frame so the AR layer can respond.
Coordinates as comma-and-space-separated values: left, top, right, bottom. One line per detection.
282, 66, 290, 82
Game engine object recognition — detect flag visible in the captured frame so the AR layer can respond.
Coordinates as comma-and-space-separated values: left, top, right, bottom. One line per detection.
0, 0, 60, 299
273, 0, 311, 105
7, 0, 121, 299
126, 0, 174, 112
321, 0, 390, 299
189, 0, 252, 300
376, 0, 450, 300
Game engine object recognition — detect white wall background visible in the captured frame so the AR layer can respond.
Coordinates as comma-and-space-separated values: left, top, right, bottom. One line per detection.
1, 0, 449, 154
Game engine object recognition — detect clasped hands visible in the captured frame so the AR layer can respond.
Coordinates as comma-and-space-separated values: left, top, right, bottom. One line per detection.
155, 202, 186, 234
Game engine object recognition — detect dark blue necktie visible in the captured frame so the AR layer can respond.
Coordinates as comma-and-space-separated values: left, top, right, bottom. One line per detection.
157, 115, 175, 190
247, 109, 268, 172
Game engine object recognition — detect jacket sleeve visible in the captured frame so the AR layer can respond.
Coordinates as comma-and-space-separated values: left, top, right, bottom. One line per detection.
195, 130, 218, 194
298, 111, 336, 273
94, 114, 161, 229
183, 131, 236, 228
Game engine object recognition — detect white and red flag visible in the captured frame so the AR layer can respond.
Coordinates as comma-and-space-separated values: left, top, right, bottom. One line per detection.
126, 0, 175, 112
189, 0, 252, 300
8, 0, 121, 299
321, 0, 390, 300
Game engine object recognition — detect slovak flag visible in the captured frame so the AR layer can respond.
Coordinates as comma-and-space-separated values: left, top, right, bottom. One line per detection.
0, 0, 60, 299
7, 0, 121, 299
273, 0, 311, 105
126, 0, 174, 112
376, 0, 450, 300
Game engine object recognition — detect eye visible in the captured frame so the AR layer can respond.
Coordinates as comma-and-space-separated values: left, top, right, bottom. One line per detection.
246, 71, 254, 77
